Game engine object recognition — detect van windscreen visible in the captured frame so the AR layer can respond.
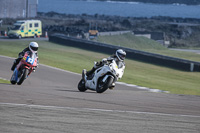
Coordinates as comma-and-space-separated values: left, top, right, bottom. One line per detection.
15, 22, 25, 25
11, 25, 21, 30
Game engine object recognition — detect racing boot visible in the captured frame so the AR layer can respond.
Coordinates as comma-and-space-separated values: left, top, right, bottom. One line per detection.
11, 60, 17, 71
85, 61, 99, 76
82, 69, 87, 82
86, 67, 96, 76
11, 58, 21, 71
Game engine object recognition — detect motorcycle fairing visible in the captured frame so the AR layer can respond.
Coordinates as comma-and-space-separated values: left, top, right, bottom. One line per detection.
85, 65, 114, 90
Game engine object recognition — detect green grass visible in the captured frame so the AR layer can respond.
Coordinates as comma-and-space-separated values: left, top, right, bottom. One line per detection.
0, 40, 200, 95
0, 79, 10, 84
98, 33, 167, 50
97, 33, 200, 62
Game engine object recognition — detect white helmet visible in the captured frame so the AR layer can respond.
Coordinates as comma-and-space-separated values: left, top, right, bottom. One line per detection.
29, 42, 39, 53
116, 49, 126, 61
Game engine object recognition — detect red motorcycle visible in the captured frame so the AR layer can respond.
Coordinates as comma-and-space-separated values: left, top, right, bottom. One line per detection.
10, 51, 38, 85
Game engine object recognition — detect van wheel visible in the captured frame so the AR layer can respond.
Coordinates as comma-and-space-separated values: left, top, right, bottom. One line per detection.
18, 35, 22, 39
34, 34, 37, 38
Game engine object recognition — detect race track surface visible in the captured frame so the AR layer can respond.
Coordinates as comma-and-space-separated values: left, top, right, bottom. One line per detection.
0, 56, 200, 133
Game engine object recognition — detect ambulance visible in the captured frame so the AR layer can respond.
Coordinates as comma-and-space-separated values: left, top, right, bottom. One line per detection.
8, 20, 42, 39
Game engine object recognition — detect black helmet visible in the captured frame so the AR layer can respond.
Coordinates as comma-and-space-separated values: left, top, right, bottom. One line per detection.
116, 49, 126, 61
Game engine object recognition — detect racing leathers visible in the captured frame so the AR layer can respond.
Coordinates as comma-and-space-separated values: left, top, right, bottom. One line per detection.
11, 47, 39, 71
85, 55, 125, 78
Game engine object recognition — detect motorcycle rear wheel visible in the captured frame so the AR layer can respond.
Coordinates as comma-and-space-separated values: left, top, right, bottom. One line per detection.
17, 68, 28, 85
78, 79, 87, 92
96, 76, 113, 93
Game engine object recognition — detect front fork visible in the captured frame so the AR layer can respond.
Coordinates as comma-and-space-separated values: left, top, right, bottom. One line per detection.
102, 75, 115, 89
13, 65, 30, 81
12, 68, 18, 82
13, 61, 22, 81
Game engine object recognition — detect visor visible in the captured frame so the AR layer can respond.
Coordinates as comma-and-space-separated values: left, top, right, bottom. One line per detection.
30, 46, 38, 51
119, 54, 125, 60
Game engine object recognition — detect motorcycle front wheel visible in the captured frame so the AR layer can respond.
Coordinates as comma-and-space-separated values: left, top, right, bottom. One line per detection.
96, 76, 113, 93
17, 68, 28, 85
78, 79, 87, 92
10, 73, 16, 84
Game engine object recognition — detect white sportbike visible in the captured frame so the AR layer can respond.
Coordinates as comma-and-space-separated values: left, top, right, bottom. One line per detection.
78, 60, 124, 93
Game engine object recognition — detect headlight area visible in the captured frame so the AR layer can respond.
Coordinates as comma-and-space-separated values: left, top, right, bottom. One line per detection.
8, 33, 19, 38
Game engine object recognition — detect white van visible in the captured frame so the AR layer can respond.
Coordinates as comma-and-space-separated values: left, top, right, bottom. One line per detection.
8, 20, 42, 39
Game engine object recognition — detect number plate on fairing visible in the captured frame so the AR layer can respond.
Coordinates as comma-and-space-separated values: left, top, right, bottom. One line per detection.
26, 56, 35, 64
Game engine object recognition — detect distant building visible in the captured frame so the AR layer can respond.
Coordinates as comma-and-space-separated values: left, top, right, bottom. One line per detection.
133, 31, 170, 47
0, 0, 38, 18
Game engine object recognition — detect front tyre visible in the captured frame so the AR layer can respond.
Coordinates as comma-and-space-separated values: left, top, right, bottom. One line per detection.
78, 79, 87, 92
96, 76, 113, 93
17, 68, 28, 85
18, 35, 22, 39
10, 73, 16, 84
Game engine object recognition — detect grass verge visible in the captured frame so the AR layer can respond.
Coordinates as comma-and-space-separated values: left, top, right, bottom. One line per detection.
97, 33, 200, 62
0, 40, 200, 95
0, 79, 10, 84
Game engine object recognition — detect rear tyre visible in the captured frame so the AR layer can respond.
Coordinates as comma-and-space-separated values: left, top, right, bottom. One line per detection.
96, 76, 113, 93
34, 34, 37, 38
17, 68, 28, 85
78, 79, 87, 92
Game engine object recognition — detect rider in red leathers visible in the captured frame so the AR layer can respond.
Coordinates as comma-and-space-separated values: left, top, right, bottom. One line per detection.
11, 42, 39, 71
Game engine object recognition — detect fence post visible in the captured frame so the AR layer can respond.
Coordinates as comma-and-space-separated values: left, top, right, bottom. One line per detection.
4, 31, 7, 37
190, 63, 194, 72
45, 31, 48, 38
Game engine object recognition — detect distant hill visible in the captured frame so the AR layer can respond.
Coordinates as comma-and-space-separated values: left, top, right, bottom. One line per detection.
97, 33, 167, 50
98, 0, 200, 5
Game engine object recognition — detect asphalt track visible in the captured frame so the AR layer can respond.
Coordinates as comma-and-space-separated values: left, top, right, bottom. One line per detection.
0, 56, 200, 133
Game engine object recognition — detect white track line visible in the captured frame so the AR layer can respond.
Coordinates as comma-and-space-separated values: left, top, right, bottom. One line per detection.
0, 55, 168, 92
0, 77, 8, 80
0, 55, 198, 118
0, 102, 199, 118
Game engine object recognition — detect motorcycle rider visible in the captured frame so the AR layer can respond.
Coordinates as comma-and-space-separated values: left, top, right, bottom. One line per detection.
82, 49, 126, 87
11, 42, 39, 71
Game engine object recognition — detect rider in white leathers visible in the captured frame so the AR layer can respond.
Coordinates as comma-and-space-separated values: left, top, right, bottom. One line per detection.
82, 49, 126, 82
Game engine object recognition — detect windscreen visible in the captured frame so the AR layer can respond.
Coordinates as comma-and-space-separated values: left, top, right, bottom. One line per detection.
11, 25, 21, 30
